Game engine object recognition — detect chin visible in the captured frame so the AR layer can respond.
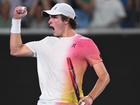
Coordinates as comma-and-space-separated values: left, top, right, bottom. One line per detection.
53, 33, 61, 37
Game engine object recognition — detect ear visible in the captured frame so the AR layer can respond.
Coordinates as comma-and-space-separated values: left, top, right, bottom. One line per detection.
64, 18, 70, 25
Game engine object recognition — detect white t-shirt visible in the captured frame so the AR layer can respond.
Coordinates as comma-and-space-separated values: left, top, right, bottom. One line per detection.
91, 0, 126, 27
25, 34, 102, 104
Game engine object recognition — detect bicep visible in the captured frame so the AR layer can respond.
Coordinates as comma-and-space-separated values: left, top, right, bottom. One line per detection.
11, 44, 34, 57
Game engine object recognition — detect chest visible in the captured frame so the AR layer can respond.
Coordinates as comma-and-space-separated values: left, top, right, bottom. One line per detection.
38, 39, 73, 61
37, 37, 84, 65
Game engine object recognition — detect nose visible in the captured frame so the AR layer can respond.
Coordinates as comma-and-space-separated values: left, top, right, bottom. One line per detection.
48, 18, 52, 25
48, 15, 54, 24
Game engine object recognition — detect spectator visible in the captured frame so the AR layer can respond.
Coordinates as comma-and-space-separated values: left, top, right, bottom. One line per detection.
121, 0, 140, 28
8, 0, 35, 17
29, 0, 55, 15
0, 0, 11, 28
54, 0, 68, 3
90, 0, 126, 28
28, 0, 48, 28
68, 0, 94, 28
8, 0, 36, 28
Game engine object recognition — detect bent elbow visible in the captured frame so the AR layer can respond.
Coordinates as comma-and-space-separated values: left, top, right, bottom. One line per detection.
100, 73, 110, 85
105, 73, 110, 85
10, 50, 17, 56
10, 48, 18, 56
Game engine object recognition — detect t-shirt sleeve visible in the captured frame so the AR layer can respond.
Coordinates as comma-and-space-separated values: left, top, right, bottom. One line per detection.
25, 41, 39, 57
81, 38, 102, 65
25, 36, 49, 57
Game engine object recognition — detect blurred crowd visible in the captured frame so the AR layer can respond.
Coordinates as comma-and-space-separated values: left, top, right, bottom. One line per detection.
0, 0, 140, 29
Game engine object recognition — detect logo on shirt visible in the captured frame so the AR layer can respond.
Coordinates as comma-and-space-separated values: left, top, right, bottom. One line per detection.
71, 43, 77, 48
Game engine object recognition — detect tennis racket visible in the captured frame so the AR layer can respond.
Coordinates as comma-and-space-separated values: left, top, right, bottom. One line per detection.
67, 57, 85, 105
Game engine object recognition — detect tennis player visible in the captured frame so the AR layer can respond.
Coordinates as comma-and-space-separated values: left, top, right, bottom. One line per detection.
10, 3, 110, 105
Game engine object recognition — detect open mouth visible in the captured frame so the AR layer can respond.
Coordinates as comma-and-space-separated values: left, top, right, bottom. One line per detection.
49, 26, 55, 30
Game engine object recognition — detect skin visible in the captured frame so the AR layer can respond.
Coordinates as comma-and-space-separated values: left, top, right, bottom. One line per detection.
10, 6, 110, 105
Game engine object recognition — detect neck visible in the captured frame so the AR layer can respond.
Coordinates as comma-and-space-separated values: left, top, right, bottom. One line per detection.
62, 27, 76, 37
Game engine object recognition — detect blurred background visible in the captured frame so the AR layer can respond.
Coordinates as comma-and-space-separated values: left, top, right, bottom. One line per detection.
0, 0, 140, 105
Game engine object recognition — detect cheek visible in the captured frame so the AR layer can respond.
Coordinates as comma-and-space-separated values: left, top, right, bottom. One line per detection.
55, 22, 65, 33
59, 24, 65, 31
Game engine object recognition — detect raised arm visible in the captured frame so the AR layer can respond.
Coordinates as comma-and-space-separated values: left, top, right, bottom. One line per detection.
10, 6, 33, 57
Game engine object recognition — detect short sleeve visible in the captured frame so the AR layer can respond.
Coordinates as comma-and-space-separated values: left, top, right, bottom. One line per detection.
81, 38, 102, 65
25, 41, 39, 57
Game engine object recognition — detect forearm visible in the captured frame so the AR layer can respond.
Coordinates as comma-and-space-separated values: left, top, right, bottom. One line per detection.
89, 74, 110, 101
10, 18, 23, 54
10, 34, 23, 55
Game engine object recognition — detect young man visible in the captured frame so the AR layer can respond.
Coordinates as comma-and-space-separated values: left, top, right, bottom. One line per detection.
10, 3, 110, 105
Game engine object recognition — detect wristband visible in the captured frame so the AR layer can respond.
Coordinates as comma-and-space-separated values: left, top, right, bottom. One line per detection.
10, 18, 21, 33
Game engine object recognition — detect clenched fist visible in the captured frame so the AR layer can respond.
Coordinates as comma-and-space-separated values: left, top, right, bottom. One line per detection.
13, 6, 27, 19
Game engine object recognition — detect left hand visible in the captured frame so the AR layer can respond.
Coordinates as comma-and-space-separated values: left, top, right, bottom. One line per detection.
79, 95, 93, 105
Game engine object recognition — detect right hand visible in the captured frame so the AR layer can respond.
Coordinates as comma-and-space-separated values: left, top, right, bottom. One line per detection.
79, 95, 93, 105
13, 6, 27, 19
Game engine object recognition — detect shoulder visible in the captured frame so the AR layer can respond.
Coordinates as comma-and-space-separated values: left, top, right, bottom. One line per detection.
38, 36, 58, 43
40, 36, 57, 41
75, 34, 96, 46
75, 34, 92, 40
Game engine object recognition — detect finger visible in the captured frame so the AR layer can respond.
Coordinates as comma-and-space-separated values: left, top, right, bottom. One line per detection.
16, 6, 27, 17
17, 7, 26, 14
79, 99, 85, 105
80, 101, 85, 105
